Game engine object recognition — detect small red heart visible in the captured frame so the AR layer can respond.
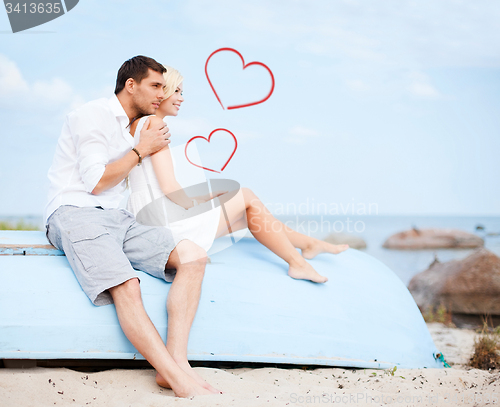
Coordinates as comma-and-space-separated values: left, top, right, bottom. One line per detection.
205, 47, 275, 110
185, 128, 238, 173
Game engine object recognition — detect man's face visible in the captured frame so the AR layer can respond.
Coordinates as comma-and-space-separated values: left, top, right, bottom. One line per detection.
131, 69, 166, 117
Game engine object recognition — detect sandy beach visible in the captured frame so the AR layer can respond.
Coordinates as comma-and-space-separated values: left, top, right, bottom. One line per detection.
0, 323, 498, 407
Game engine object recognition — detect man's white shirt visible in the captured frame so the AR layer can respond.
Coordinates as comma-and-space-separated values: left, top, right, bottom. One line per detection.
45, 95, 136, 224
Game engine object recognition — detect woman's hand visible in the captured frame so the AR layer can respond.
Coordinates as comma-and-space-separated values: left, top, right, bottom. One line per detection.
197, 190, 228, 204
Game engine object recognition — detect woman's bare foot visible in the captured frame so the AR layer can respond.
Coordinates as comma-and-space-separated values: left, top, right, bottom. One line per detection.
301, 239, 349, 260
288, 260, 328, 283
156, 360, 221, 394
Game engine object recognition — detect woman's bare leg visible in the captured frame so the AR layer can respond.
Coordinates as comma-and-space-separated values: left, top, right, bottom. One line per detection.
216, 216, 248, 238
216, 189, 349, 259
277, 223, 349, 259
215, 188, 343, 283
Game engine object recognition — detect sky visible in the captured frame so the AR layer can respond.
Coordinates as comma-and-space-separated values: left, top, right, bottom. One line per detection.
0, 0, 499, 217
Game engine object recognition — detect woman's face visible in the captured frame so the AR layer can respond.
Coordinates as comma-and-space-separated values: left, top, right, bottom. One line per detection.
157, 82, 184, 117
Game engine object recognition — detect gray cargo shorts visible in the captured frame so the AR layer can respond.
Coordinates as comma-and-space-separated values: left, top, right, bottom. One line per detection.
46, 205, 177, 306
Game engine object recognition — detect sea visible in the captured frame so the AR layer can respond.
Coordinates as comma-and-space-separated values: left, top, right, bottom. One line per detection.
2, 214, 499, 287
276, 215, 500, 286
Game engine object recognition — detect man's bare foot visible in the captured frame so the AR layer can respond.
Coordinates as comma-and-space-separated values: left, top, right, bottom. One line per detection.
156, 360, 221, 394
302, 239, 349, 260
173, 380, 215, 398
288, 260, 328, 283
157, 365, 216, 398
157, 373, 220, 395
156, 372, 172, 389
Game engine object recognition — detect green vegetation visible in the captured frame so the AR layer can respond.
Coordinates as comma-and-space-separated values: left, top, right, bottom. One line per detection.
469, 320, 500, 370
385, 366, 397, 376
422, 304, 454, 326
0, 219, 40, 231
383, 366, 405, 379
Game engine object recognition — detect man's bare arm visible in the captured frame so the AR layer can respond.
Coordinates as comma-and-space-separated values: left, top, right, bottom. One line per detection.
91, 118, 170, 195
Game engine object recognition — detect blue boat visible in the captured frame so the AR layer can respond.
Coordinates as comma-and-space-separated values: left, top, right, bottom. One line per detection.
0, 230, 443, 369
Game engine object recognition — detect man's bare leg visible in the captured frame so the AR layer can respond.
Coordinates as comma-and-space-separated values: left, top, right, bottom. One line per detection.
154, 240, 220, 393
108, 278, 213, 398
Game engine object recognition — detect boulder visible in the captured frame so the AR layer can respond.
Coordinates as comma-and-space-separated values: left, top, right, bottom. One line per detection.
408, 248, 500, 315
323, 233, 366, 249
383, 227, 483, 249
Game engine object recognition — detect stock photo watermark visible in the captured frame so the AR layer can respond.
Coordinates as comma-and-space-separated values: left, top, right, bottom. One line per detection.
289, 391, 499, 405
262, 198, 379, 236
266, 198, 379, 217
250, 214, 368, 235
134, 175, 378, 263
3, 0, 79, 32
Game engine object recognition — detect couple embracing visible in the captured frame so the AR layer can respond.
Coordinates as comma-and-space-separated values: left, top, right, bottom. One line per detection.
45, 55, 348, 398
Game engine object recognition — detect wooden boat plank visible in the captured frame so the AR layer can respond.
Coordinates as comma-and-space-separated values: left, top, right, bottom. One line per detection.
0, 231, 63, 256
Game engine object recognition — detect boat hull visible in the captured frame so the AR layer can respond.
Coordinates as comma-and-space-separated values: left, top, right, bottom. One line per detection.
0, 232, 443, 369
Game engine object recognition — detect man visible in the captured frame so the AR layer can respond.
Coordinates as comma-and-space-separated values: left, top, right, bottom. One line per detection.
45, 56, 218, 398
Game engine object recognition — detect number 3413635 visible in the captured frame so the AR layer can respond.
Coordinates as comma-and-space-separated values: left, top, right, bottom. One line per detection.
5, 3, 62, 14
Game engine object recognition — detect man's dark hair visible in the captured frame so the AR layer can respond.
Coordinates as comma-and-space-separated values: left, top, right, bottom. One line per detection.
114, 56, 166, 95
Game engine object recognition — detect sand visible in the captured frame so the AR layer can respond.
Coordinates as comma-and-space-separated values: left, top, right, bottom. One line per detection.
1, 323, 498, 407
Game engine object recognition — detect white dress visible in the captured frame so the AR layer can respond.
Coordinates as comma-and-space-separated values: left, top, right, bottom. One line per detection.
127, 117, 222, 251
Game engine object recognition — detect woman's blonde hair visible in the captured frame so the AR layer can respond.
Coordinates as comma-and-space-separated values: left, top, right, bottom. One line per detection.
163, 65, 184, 99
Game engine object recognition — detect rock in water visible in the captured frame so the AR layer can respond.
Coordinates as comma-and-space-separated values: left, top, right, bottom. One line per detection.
323, 233, 367, 249
383, 228, 484, 249
408, 249, 500, 315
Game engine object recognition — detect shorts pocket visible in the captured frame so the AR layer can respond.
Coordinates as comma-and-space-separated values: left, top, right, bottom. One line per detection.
67, 225, 110, 272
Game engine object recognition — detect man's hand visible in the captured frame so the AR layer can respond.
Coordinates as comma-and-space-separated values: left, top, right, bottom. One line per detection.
91, 117, 171, 195
136, 117, 171, 157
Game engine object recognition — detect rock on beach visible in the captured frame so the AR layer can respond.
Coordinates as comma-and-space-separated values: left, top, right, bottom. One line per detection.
383, 228, 484, 249
408, 248, 500, 315
323, 232, 367, 249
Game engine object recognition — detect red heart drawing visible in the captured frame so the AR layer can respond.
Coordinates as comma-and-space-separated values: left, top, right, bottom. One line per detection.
185, 128, 238, 173
205, 47, 275, 110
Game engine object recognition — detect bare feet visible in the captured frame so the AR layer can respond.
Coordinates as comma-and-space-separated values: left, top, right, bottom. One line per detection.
156, 363, 215, 398
302, 239, 349, 260
156, 360, 221, 394
288, 260, 328, 283
156, 372, 172, 389
172, 380, 215, 398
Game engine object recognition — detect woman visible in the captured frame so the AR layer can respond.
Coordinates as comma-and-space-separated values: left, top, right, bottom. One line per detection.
127, 66, 349, 284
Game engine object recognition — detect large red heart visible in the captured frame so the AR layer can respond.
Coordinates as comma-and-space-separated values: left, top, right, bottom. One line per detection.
184, 128, 238, 173
205, 47, 275, 110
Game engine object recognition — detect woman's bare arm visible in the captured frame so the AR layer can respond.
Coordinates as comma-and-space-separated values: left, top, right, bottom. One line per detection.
148, 116, 225, 208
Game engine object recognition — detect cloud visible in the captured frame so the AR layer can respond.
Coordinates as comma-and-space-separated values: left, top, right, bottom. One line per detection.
184, 0, 500, 68
168, 115, 263, 144
290, 126, 319, 137
346, 79, 371, 92
407, 71, 442, 99
168, 117, 214, 139
284, 126, 320, 144
33, 78, 85, 111
0, 54, 84, 112
182, 0, 497, 103
0, 54, 29, 97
